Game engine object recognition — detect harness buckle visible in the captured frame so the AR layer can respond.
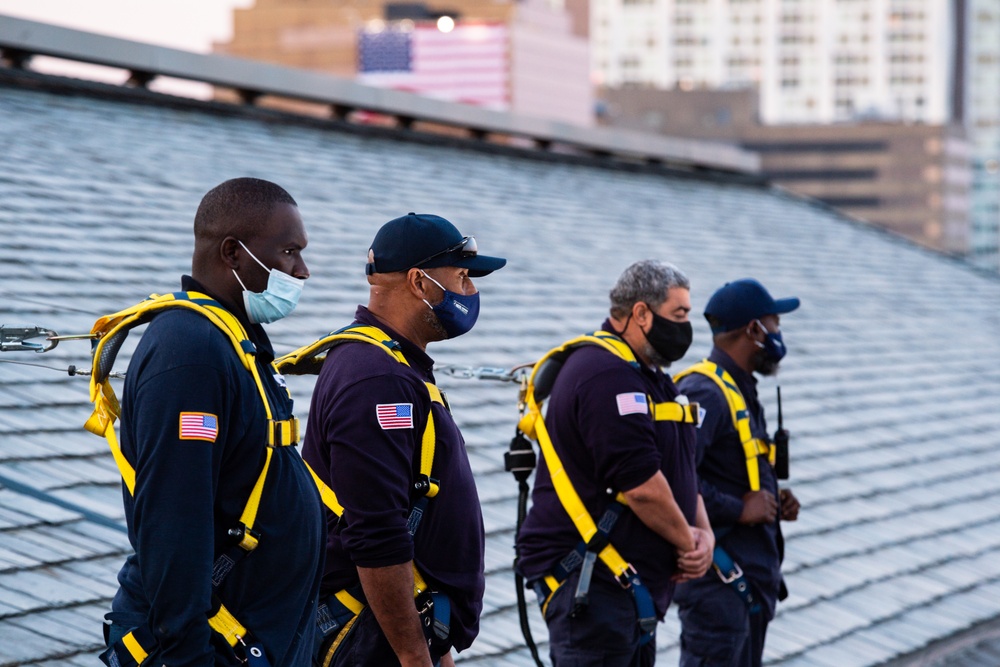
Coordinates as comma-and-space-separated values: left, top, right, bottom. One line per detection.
268, 418, 300, 447
714, 560, 744, 584
411, 474, 439, 499
228, 524, 261, 552
615, 564, 638, 589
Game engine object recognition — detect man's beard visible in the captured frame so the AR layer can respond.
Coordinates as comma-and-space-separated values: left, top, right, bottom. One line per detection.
643, 341, 671, 369
753, 348, 780, 376
423, 307, 448, 339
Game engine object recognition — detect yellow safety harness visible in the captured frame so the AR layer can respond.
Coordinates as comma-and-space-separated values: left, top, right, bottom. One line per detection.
515, 331, 700, 643
674, 360, 774, 491
673, 359, 777, 613
87, 291, 334, 667
275, 324, 450, 662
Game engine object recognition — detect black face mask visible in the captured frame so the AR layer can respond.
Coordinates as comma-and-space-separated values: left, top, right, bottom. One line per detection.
644, 308, 693, 363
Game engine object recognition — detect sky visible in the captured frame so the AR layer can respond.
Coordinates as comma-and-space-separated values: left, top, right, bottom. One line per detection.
0, 0, 255, 52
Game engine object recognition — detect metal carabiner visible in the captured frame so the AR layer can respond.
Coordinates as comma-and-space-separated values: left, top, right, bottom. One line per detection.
0, 326, 59, 352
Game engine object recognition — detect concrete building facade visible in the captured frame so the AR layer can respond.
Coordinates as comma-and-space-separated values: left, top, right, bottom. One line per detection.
965, 0, 1000, 270
587, 0, 1000, 269
590, 0, 959, 125
599, 86, 971, 255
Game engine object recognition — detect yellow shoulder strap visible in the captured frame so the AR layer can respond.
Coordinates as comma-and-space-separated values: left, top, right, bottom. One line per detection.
674, 360, 770, 491
274, 324, 409, 374
83, 292, 305, 534
277, 324, 445, 513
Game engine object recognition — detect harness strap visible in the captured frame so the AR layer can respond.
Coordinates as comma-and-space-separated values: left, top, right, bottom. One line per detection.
674, 360, 772, 491
518, 331, 688, 644
532, 500, 657, 642
275, 324, 446, 520
316, 565, 450, 654
87, 291, 300, 664
102, 599, 272, 667
649, 400, 701, 425
283, 325, 455, 652
675, 361, 772, 614
712, 543, 760, 613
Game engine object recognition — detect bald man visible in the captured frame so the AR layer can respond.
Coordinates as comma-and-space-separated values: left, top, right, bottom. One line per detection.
302, 213, 505, 667
100, 178, 324, 667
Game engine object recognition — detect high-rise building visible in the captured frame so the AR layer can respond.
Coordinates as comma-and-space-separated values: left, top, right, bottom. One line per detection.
965, 0, 1000, 271
588, 0, 1000, 269
216, 0, 592, 126
591, 0, 959, 125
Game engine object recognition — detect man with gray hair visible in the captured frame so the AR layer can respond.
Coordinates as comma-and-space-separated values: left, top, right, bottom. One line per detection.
516, 260, 714, 666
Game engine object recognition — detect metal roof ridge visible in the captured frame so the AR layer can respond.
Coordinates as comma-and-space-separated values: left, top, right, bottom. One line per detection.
0, 14, 760, 175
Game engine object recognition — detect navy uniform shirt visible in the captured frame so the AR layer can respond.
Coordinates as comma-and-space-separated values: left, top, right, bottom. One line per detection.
675, 347, 783, 616
109, 276, 325, 666
301, 306, 485, 653
516, 323, 700, 616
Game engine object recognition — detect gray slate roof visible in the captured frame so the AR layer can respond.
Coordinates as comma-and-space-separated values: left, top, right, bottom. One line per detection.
1, 76, 1000, 666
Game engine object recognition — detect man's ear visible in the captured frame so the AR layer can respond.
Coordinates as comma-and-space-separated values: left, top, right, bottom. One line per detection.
632, 301, 652, 330
220, 236, 242, 270
406, 267, 430, 299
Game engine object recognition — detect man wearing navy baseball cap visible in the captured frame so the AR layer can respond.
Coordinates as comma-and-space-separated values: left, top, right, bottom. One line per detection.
673, 279, 801, 667
301, 213, 505, 667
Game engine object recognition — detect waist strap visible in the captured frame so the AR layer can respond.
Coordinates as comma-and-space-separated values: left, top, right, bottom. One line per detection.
712, 544, 760, 614
316, 568, 451, 649
100, 599, 272, 667
532, 503, 658, 644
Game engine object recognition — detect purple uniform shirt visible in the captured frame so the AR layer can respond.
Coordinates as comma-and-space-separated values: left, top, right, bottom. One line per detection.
516, 323, 700, 616
301, 306, 485, 652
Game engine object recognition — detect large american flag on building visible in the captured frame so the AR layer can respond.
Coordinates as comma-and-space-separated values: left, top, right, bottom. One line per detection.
357, 22, 510, 110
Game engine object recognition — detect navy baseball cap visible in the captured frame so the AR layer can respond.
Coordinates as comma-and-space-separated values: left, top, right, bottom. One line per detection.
365, 213, 507, 278
704, 278, 800, 333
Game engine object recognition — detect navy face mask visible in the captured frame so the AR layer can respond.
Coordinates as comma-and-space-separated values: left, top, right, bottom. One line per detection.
752, 319, 787, 362
420, 270, 480, 338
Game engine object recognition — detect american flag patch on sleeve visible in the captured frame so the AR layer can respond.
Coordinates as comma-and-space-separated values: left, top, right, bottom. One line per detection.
376, 403, 414, 430
616, 393, 648, 416
179, 412, 219, 442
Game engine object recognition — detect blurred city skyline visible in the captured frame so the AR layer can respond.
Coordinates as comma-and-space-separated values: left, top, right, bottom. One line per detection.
0, 0, 252, 52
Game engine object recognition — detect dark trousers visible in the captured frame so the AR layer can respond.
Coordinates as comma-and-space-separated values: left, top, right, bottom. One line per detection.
675, 578, 768, 667
319, 606, 444, 667
543, 569, 657, 667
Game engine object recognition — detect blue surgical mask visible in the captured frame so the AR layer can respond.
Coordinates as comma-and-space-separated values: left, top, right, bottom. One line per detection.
752, 319, 786, 362
232, 241, 304, 324
420, 270, 480, 338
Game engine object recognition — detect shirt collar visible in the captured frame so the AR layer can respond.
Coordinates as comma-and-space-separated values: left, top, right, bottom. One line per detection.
181, 275, 275, 363
355, 305, 435, 375
708, 347, 757, 398
600, 318, 666, 381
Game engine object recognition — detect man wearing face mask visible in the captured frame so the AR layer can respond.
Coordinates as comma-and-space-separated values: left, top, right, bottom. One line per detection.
98, 178, 324, 666
516, 260, 714, 666
673, 278, 802, 667
300, 213, 505, 667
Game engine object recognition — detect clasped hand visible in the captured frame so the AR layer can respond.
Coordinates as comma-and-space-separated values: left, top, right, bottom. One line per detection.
673, 527, 714, 582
